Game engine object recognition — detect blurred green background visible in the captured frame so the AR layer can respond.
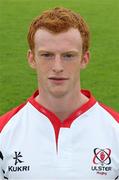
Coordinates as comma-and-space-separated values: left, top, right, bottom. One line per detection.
0, 0, 119, 115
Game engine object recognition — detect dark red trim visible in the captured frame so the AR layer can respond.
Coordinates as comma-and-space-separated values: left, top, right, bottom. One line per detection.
28, 89, 96, 146
99, 103, 119, 123
28, 93, 61, 146
0, 103, 26, 132
62, 90, 96, 127
0, 90, 97, 148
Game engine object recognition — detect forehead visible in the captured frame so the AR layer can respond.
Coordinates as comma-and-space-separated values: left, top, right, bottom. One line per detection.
34, 28, 82, 51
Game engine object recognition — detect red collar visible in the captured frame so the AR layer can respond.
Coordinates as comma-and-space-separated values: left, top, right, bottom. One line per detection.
28, 89, 96, 128
28, 89, 96, 146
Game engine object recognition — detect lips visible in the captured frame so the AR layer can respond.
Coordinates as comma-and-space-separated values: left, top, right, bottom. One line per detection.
48, 77, 69, 84
48, 77, 69, 80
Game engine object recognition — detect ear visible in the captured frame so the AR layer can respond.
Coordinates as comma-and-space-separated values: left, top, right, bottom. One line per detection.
27, 49, 36, 69
80, 51, 90, 69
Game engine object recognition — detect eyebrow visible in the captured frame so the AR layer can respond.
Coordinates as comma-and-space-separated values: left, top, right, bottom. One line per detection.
38, 50, 79, 54
38, 50, 52, 53
62, 51, 79, 54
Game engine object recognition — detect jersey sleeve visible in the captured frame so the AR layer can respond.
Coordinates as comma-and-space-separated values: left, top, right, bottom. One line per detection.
0, 103, 26, 180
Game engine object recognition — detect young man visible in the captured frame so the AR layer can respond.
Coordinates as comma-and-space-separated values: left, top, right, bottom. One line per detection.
0, 7, 119, 179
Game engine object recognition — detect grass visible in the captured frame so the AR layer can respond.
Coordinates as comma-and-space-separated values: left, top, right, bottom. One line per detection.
0, 0, 119, 115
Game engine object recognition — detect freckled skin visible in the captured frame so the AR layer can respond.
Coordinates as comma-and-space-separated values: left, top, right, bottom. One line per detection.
28, 28, 89, 98
28, 28, 90, 120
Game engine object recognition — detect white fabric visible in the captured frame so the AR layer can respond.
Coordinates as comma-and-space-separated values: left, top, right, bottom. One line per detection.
0, 98, 119, 179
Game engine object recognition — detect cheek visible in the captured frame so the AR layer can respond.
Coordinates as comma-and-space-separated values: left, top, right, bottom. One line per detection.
68, 63, 80, 77
36, 62, 51, 79
36, 61, 48, 71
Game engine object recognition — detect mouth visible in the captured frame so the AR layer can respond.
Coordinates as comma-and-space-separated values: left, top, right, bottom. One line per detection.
48, 77, 69, 84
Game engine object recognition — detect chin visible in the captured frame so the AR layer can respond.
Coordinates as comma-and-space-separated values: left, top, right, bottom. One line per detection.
49, 90, 68, 98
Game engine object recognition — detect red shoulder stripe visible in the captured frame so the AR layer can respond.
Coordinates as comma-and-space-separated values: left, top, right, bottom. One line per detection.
0, 103, 26, 132
99, 102, 119, 123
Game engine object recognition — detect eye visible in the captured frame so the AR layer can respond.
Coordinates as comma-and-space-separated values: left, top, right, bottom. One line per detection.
41, 53, 53, 57
64, 54, 74, 57
39, 52, 54, 60
62, 53, 76, 60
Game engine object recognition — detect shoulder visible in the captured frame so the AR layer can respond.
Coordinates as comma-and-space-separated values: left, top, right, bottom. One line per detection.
98, 102, 119, 123
0, 90, 38, 133
0, 103, 26, 133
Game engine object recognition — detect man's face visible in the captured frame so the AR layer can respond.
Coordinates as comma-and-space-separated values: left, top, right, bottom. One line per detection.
28, 28, 89, 98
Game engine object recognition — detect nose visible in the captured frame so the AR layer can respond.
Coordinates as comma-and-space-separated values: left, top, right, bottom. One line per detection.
52, 55, 64, 73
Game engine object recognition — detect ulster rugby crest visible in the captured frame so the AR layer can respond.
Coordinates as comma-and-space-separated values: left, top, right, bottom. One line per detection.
91, 148, 112, 176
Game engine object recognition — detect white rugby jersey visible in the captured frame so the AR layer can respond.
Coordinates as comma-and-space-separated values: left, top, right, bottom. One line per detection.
0, 89, 119, 180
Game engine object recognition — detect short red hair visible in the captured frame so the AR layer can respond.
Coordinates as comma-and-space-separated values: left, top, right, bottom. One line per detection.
27, 7, 90, 53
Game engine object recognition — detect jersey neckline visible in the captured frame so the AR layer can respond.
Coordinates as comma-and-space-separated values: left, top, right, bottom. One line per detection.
28, 89, 96, 128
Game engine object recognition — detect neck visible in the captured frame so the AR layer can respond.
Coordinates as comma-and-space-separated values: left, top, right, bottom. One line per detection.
35, 88, 89, 121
